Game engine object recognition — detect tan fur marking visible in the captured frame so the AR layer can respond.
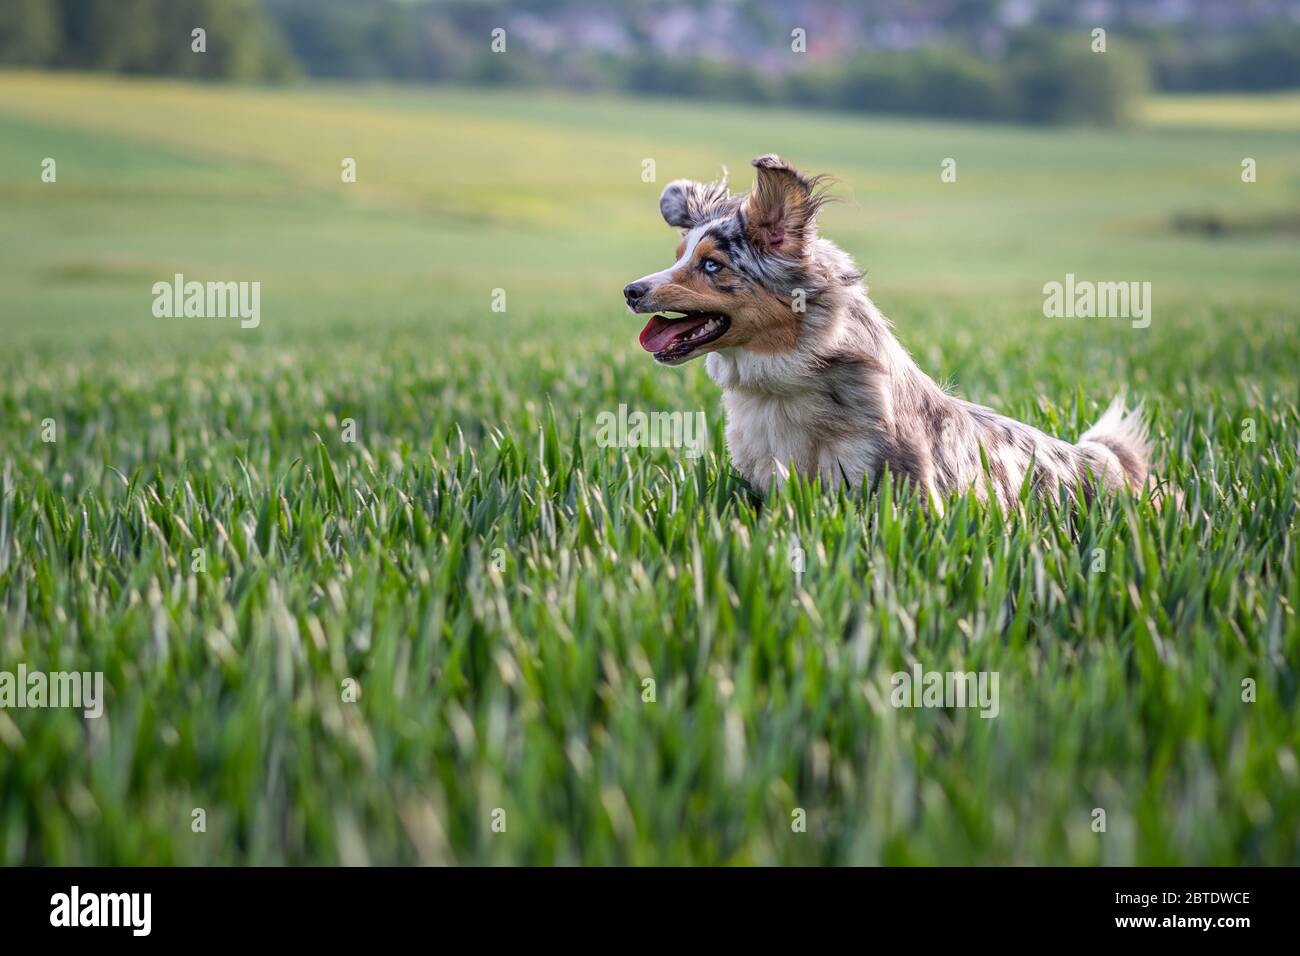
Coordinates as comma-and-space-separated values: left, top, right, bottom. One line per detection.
662, 238, 722, 291
690, 237, 719, 265
731, 285, 800, 354
643, 235, 801, 357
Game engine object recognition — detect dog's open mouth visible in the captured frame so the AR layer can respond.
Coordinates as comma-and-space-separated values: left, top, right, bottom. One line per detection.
638, 312, 730, 361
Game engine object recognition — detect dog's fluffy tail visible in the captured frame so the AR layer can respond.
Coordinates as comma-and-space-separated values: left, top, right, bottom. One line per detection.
1078, 395, 1152, 488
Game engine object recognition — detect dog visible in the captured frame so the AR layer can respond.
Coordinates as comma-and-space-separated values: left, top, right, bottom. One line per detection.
623, 154, 1153, 510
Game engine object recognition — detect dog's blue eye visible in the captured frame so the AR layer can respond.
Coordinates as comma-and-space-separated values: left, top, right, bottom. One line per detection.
702, 259, 721, 274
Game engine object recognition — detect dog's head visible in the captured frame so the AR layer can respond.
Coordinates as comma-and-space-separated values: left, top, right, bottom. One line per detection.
624, 154, 834, 366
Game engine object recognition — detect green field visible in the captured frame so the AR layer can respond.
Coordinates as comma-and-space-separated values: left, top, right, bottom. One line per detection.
0, 71, 1297, 864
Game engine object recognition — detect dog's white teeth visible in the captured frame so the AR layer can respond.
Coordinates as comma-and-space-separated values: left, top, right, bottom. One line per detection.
678, 318, 722, 348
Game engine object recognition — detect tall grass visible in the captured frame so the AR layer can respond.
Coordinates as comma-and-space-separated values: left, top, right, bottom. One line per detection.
0, 74, 1296, 864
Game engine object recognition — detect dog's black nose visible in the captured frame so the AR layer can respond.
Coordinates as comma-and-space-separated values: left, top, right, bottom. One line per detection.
624, 282, 648, 308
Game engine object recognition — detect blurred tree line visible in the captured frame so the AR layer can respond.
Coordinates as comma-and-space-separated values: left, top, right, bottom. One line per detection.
2, 0, 1298, 126
0, 0, 295, 79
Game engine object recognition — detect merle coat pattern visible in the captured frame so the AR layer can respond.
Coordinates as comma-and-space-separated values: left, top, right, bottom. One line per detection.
623, 154, 1152, 509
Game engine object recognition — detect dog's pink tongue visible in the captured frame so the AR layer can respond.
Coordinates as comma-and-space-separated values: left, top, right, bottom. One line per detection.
640, 315, 702, 353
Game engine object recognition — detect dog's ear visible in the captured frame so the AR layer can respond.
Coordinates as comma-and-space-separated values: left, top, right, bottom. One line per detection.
744, 154, 821, 256
659, 170, 729, 230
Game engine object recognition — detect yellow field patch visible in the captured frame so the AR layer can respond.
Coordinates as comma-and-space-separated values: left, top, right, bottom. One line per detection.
1143, 92, 1300, 131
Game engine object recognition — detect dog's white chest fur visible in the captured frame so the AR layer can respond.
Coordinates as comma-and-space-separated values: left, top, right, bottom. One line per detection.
722, 388, 812, 489
707, 349, 879, 495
